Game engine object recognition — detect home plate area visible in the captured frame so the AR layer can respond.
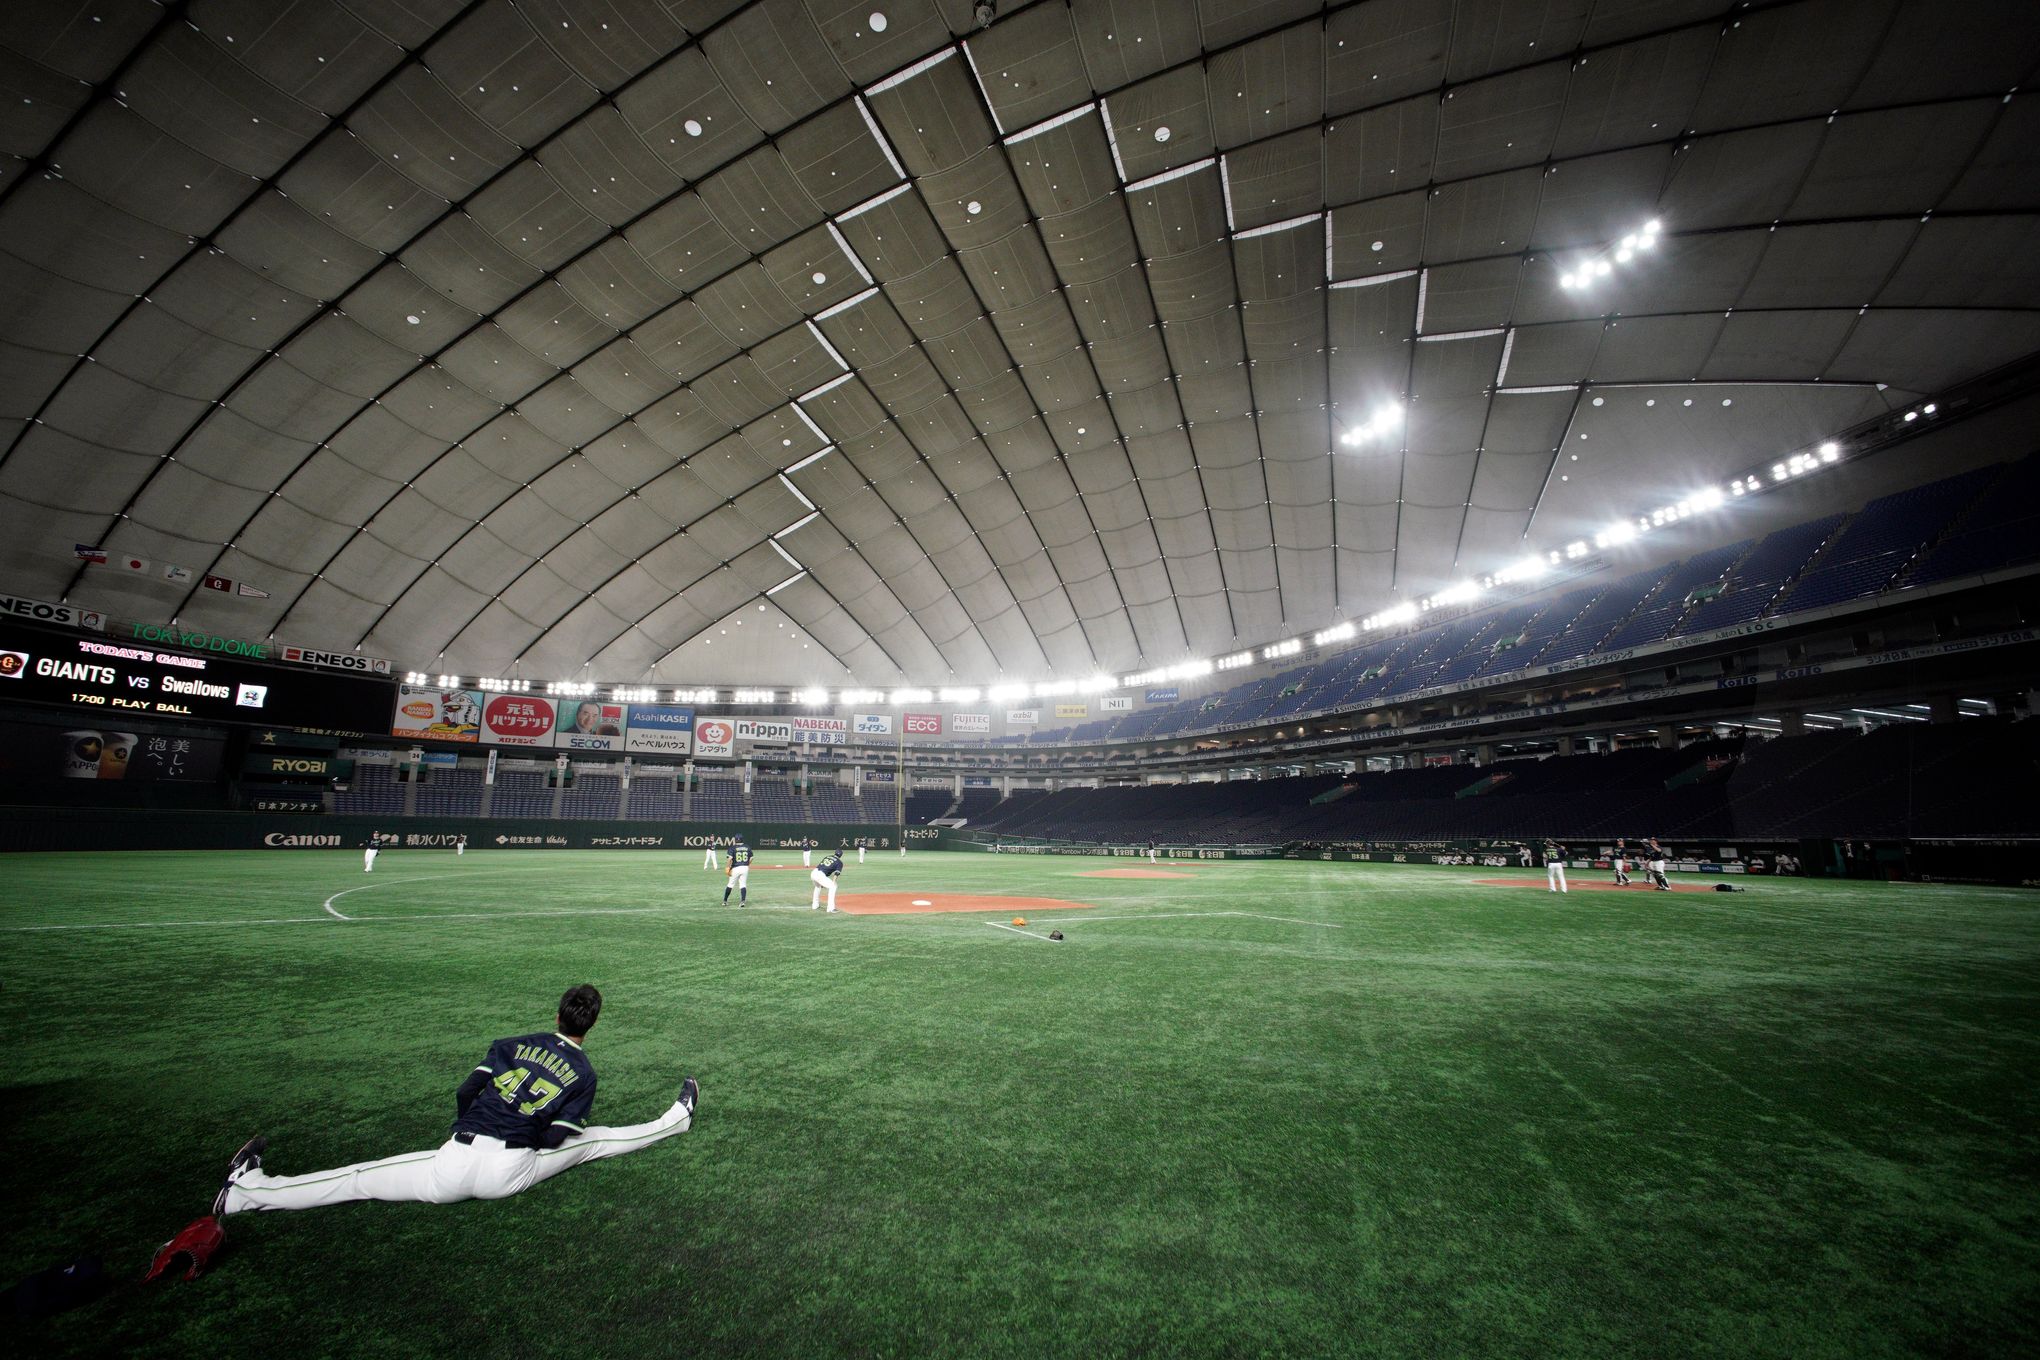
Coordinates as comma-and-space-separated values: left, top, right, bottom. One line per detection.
834, 893, 1096, 916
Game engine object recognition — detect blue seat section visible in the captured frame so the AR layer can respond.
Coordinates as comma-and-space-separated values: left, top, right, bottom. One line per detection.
1770, 467, 1996, 613
629, 777, 686, 819
557, 773, 621, 819
333, 767, 406, 816
1596, 540, 1755, 650
750, 780, 804, 820
810, 786, 863, 821
1672, 513, 1845, 635
412, 767, 483, 816
1472, 587, 1601, 676
693, 777, 744, 819
1902, 455, 2040, 586
489, 770, 553, 818
1529, 567, 1670, 668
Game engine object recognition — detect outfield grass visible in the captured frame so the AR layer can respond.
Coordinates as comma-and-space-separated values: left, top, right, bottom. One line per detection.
2, 849, 2035, 1359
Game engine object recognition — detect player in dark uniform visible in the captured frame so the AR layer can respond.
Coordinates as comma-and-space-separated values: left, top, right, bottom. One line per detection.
810, 846, 846, 911
722, 837, 754, 907
210, 986, 697, 1215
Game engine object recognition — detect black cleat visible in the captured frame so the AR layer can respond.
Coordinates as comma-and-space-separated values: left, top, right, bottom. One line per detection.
211, 1135, 267, 1217
678, 1076, 699, 1118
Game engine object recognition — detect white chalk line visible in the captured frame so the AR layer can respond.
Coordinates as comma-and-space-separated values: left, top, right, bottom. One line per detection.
1034, 911, 1343, 929
985, 921, 1060, 941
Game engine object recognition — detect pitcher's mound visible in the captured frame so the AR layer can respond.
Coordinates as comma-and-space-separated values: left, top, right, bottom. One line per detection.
1079, 868, 1197, 879
1473, 877, 1720, 894
835, 893, 1096, 915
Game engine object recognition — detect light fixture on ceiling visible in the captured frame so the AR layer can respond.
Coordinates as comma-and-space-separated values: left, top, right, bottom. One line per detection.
1559, 219, 1661, 290
1338, 399, 1403, 446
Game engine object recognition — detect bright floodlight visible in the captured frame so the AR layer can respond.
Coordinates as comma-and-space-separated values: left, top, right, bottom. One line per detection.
1559, 273, 1576, 289
1594, 259, 1612, 276
1644, 219, 1661, 234
1819, 441, 1840, 461
1615, 248, 1633, 263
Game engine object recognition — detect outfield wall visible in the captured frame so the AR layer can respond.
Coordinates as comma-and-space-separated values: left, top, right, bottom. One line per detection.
0, 806, 928, 853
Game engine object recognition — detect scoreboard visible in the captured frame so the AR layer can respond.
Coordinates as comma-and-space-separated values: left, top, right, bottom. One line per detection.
0, 628, 392, 733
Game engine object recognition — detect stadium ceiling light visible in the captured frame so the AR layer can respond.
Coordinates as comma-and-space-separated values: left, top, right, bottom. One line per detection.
793, 687, 829, 706
839, 688, 884, 705
1313, 622, 1355, 646
986, 682, 1029, 703
938, 686, 982, 703
734, 688, 777, 704
1034, 679, 1078, 697
1559, 219, 1661, 291
672, 687, 716, 705
1339, 400, 1403, 447
890, 687, 933, 705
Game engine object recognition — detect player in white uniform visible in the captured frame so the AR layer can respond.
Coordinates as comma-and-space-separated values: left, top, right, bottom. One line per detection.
362, 833, 381, 873
856, 837, 866, 864
810, 847, 845, 912
455, 834, 466, 857
801, 838, 813, 868
1544, 841, 1568, 893
207, 987, 696, 1217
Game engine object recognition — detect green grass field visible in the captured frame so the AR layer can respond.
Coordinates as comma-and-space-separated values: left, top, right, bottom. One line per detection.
3, 849, 2035, 1358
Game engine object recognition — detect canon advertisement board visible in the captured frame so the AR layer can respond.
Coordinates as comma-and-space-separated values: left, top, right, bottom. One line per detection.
0, 628, 391, 733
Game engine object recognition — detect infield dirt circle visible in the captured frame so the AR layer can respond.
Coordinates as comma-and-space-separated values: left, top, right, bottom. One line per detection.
834, 893, 1096, 915
1473, 876, 1723, 894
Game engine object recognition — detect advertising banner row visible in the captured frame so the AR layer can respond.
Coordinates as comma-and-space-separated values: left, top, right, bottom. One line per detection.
390, 687, 1206, 752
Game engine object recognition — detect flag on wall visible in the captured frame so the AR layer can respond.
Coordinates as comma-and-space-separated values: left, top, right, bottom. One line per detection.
162, 564, 192, 583
74, 544, 107, 563
70, 549, 269, 600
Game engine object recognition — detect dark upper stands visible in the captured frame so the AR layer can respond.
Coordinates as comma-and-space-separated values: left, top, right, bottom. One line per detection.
985, 455, 2036, 748
968, 721, 2038, 843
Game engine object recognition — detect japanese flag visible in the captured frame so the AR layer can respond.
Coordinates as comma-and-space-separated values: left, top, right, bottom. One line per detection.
118, 556, 150, 573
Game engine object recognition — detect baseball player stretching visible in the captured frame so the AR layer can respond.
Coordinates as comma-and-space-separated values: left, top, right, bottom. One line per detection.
209, 986, 697, 1216
1544, 841, 1569, 893
722, 838, 752, 907
810, 846, 845, 911
703, 837, 720, 871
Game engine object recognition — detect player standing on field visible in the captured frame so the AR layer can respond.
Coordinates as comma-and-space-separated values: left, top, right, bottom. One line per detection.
1611, 838, 1630, 887
703, 836, 720, 871
1146, 835, 1158, 864
811, 845, 845, 911
207, 986, 697, 1216
722, 837, 753, 907
362, 832, 381, 874
1544, 841, 1569, 893
455, 834, 466, 857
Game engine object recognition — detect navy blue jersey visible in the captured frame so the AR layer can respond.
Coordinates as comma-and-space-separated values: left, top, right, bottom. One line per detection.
452, 1032, 596, 1149
730, 845, 752, 867
817, 852, 844, 877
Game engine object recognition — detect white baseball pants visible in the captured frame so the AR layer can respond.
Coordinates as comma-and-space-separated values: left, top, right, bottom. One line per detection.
857, 847, 865, 863
1547, 862, 1567, 892
222, 1101, 692, 1213
703, 847, 719, 869
810, 869, 838, 910
363, 848, 377, 873
726, 866, 749, 894
802, 849, 812, 866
